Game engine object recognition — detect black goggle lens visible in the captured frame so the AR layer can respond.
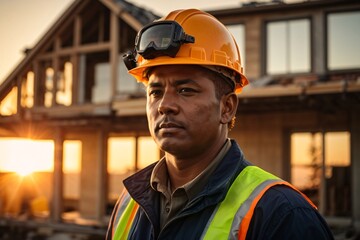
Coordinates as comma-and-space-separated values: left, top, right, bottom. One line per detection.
135, 21, 194, 60
124, 21, 195, 70
139, 24, 173, 51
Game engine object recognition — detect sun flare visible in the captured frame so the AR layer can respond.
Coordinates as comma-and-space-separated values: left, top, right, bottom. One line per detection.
0, 138, 54, 175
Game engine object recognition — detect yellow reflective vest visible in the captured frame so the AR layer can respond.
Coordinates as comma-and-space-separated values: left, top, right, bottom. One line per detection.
110, 166, 315, 240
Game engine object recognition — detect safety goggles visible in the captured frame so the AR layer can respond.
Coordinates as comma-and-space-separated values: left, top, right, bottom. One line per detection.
135, 21, 195, 59
123, 21, 195, 71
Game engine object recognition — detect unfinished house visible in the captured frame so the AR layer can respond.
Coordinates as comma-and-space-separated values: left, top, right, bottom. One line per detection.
0, 0, 359, 238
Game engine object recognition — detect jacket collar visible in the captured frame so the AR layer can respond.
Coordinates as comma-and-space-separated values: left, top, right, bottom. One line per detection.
123, 140, 250, 224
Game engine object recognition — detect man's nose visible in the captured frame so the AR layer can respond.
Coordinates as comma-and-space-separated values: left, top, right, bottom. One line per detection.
157, 91, 179, 115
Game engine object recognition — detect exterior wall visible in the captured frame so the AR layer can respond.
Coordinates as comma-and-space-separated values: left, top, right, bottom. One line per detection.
230, 112, 284, 176
351, 110, 360, 229
230, 109, 350, 180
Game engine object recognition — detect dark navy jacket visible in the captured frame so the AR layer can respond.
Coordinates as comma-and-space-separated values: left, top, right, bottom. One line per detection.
107, 140, 334, 239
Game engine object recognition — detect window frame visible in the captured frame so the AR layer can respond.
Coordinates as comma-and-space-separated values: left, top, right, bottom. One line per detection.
225, 23, 246, 72
263, 16, 313, 77
325, 9, 360, 73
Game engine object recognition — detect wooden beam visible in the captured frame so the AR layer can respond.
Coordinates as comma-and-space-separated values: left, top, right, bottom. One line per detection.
98, 11, 105, 43
99, 0, 143, 31
37, 42, 111, 60
33, 61, 40, 107
74, 15, 81, 47
16, 76, 22, 115
52, 38, 61, 106
71, 54, 79, 105
110, 12, 119, 100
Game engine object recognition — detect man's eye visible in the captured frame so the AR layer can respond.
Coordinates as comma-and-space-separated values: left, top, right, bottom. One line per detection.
178, 88, 196, 94
149, 89, 162, 97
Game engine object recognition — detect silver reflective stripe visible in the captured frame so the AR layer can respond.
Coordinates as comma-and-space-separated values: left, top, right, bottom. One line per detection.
200, 166, 283, 240
199, 204, 221, 239
113, 192, 132, 230
229, 179, 283, 239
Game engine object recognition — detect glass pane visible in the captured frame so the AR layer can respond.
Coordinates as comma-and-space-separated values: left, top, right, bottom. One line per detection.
291, 133, 322, 191
117, 55, 144, 95
0, 86, 17, 116
289, 19, 310, 72
107, 137, 136, 200
138, 136, 160, 169
56, 62, 72, 106
0, 138, 54, 174
21, 71, 34, 108
93, 63, 111, 103
63, 140, 82, 199
324, 132, 351, 216
328, 11, 360, 70
267, 21, 287, 74
227, 24, 246, 70
45, 68, 54, 107
0, 138, 54, 216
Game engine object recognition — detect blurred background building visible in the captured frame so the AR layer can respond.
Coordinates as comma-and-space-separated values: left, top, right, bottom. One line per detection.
0, 0, 359, 239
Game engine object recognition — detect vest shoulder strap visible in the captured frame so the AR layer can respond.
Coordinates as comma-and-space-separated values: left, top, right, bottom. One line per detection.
111, 191, 139, 240
202, 166, 285, 240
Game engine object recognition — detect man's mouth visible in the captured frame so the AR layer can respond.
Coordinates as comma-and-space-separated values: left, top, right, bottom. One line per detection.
156, 120, 184, 133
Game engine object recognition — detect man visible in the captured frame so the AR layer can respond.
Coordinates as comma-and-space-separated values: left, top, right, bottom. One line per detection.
107, 9, 334, 239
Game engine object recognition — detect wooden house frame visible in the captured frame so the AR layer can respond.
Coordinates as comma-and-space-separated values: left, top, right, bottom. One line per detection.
0, 0, 359, 238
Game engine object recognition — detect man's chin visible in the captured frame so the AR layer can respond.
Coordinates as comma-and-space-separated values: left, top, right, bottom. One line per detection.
157, 138, 184, 155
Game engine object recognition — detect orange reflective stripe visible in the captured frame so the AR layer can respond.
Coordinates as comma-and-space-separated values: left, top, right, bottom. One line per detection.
113, 198, 139, 239
238, 181, 284, 240
201, 166, 317, 240
238, 181, 317, 240
111, 190, 129, 237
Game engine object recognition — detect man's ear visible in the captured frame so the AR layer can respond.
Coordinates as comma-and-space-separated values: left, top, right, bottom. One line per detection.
220, 92, 238, 125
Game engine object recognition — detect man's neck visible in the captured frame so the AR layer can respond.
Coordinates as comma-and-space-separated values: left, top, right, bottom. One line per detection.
165, 138, 228, 191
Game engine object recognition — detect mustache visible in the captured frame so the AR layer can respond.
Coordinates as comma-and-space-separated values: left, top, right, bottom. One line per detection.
155, 117, 184, 131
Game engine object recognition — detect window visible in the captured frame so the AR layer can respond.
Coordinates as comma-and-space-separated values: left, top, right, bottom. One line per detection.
56, 62, 73, 106
107, 136, 159, 202
291, 131, 351, 217
63, 140, 82, 200
0, 138, 54, 216
117, 55, 144, 96
93, 62, 111, 103
0, 86, 17, 116
266, 19, 311, 75
138, 136, 159, 169
327, 11, 360, 70
21, 71, 34, 108
226, 24, 246, 70
78, 52, 111, 104
45, 68, 54, 107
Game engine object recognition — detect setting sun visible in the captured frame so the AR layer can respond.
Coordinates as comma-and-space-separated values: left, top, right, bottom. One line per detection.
0, 138, 54, 176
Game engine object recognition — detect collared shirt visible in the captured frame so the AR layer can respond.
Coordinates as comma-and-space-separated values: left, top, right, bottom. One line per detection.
150, 139, 232, 229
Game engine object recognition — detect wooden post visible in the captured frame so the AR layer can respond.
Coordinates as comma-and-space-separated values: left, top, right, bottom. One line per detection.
96, 129, 108, 221
51, 128, 64, 222
110, 12, 119, 99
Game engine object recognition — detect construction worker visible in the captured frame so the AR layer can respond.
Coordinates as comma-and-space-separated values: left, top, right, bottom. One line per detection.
107, 9, 334, 240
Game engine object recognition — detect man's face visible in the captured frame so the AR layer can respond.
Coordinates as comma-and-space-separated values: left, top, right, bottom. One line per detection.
146, 65, 224, 159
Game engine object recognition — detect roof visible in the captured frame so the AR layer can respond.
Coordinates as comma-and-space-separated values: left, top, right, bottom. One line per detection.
114, 0, 159, 25
0, 0, 159, 99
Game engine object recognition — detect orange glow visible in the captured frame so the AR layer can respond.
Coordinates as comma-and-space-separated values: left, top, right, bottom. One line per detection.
0, 86, 17, 116
0, 138, 54, 176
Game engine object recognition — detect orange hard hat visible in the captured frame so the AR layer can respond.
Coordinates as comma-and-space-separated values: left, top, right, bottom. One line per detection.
125, 9, 248, 93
